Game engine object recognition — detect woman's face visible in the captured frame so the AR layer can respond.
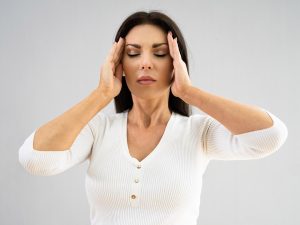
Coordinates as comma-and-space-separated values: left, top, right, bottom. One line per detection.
122, 24, 173, 99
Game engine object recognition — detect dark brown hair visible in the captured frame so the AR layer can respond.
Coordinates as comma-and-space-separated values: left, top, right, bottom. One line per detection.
114, 10, 191, 117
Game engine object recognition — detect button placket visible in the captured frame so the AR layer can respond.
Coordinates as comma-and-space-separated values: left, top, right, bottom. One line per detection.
130, 163, 143, 207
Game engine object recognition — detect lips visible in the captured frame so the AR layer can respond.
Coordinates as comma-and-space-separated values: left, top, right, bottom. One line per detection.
137, 76, 156, 81
137, 76, 156, 85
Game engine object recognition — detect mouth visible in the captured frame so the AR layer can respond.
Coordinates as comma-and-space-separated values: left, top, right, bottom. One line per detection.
137, 76, 156, 85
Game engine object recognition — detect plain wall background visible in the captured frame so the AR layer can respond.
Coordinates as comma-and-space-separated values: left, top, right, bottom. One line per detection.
1, 0, 299, 224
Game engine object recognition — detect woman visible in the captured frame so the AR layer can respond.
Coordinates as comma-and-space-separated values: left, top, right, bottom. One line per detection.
19, 11, 288, 225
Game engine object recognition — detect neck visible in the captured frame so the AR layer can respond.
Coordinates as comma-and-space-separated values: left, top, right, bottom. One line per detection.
128, 95, 171, 128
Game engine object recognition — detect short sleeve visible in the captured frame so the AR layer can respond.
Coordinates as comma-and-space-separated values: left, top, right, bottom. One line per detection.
18, 113, 105, 176
203, 110, 288, 160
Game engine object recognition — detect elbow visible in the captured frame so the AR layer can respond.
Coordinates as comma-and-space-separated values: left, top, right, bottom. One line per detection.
19, 130, 72, 176
235, 114, 288, 159
19, 155, 70, 176
19, 152, 56, 176
264, 116, 288, 153
18, 146, 71, 176
260, 111, 289, 155
19, 156, 50, 176
246, 121, 288, 159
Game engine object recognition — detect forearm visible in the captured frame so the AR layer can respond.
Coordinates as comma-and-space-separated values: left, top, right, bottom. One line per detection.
182, 86, 273, 135
33, 90, 111, 151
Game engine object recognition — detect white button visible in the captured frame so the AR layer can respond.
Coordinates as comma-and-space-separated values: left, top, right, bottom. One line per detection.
134, 178, 139, 183
137, 164, 141, 169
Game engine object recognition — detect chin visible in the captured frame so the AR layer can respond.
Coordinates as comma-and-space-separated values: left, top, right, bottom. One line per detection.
131, 88, 171, 100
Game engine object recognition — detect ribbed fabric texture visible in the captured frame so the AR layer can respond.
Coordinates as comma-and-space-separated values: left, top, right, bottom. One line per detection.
19, 109, 288, 225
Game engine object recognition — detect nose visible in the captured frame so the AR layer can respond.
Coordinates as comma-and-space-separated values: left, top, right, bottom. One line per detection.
139, 54, 153, 70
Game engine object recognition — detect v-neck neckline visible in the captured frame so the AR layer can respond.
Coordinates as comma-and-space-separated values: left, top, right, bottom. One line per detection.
121, 110, 176, 165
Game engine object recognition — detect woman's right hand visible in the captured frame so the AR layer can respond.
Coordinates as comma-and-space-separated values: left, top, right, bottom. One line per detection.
97, 37, 125, 99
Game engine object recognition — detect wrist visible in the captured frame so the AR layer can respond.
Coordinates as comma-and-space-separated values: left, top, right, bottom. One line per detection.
180, 85, 194, 103
91, 89, 113, 106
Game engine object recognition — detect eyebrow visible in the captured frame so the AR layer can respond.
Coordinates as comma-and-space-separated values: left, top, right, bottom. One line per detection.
125, 43, 168, 48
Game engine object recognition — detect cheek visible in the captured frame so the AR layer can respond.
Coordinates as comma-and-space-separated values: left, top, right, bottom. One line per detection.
161, 61, 173, 79
122, 66, 131, 79
122, 58, 136, 75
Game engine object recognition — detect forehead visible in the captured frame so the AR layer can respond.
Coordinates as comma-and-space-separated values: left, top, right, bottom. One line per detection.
125, 24, 167, 44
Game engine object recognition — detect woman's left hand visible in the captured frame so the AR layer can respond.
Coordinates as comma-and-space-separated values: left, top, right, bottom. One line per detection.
167, 31, 192, 99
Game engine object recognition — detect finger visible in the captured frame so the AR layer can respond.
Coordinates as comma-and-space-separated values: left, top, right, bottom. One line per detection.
116, 39, 125, 65
106, 38, 123, 73
116, 37, 125, 55
115, 63, 123, 81
167, 31, 172, 57
113, 37, 125, 65
105, 42, 117, 64
167, 31, 174, 58
171, 69, 175, 80
173, 37, 182, 62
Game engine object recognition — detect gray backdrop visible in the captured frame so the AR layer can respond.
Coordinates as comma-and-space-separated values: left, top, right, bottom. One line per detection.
1, 0, 298, 224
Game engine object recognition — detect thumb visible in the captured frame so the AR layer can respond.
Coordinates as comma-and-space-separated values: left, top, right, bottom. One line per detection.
170, 69, 175, 83
115, 63, 123, 81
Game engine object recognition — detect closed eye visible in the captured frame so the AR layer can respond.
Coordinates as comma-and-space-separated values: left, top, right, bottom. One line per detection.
127, 53, 167, 58
127, 53, 139, 57
155, 54, 167, 57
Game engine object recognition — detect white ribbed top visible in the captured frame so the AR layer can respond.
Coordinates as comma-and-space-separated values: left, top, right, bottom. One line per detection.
19, 110, 288, 225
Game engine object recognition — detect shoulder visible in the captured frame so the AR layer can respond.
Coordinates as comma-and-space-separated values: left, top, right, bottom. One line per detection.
87, 110, 126, 134
174, 112, 212, 126
173, 112, 214, 134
